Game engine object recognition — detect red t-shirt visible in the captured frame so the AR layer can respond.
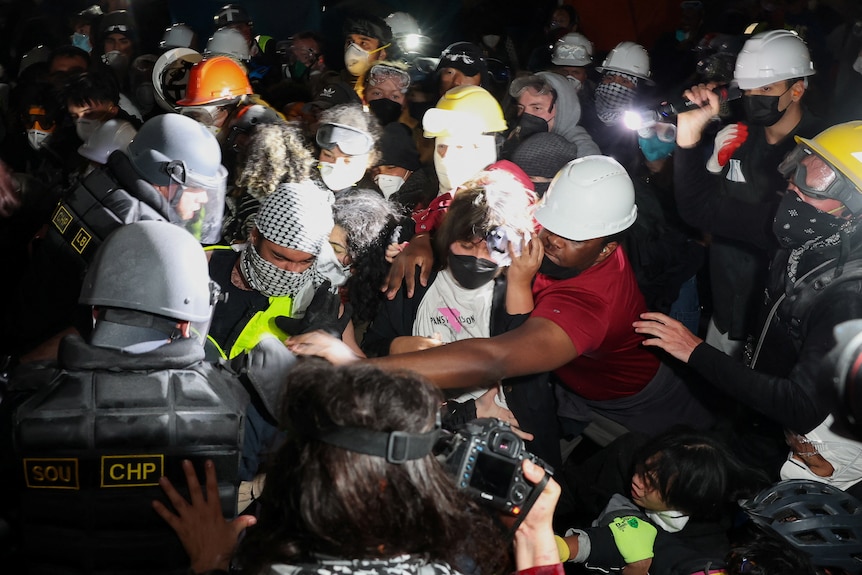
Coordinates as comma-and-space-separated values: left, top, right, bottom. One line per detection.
530, 247, 660, 400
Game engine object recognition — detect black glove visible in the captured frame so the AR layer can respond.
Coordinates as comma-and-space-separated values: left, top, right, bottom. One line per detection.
274, 281, 352, 338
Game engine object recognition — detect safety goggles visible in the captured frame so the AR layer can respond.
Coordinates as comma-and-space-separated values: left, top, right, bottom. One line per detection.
26, 106, 55, 131
179, 105, 221, 127
778, 144, 855, 205
637, 121, 676, 142
104, 24, 129, 33
316, 122, 373, 156
368, 64, 410, 91
554, 43, 590, 63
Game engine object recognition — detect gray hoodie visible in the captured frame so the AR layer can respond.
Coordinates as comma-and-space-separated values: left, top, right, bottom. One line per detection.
538, 71, 601, 156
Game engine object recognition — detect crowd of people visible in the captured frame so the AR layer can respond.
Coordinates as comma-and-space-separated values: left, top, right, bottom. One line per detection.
2, 1, 862, 574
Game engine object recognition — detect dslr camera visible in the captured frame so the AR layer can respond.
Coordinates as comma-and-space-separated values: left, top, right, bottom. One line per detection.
436, 418, 553, 517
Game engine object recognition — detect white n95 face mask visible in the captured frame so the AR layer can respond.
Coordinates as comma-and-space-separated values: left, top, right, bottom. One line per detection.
319, 156, 368, 192
27, 129, 50, 150
374, 174, 405, 199
344, 43, 372, 76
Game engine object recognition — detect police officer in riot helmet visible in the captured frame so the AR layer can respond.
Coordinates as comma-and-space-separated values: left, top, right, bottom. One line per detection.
2, 221, 249, 574
4, 113, 227, 362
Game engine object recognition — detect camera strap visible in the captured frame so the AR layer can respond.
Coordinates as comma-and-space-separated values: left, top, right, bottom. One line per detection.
313, 426, 442, 464
507, 470, 552, 538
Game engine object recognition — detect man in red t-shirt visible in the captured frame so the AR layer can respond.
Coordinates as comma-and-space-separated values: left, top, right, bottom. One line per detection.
289, 156, 714, 438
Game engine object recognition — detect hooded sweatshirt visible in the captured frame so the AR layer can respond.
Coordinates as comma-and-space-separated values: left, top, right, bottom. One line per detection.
538, 71, 601, 156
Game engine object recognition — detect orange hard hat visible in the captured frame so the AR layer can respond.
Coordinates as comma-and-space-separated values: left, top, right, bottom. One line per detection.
176, 55, 252, 106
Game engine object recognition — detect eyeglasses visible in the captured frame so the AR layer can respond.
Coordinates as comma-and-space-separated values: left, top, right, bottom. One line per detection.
316, 122, 373, 156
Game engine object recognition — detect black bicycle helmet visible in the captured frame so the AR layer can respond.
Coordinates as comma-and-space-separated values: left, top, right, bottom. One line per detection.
741, 480, 862, 573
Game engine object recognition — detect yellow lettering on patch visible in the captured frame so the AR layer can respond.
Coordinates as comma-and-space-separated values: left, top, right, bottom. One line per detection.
23, 458, 79, 490
100, 454, 163, 487
52, 204, 73, 233
71, 228, 92, 254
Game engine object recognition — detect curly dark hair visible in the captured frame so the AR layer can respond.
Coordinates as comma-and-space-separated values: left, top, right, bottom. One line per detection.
235, 360, 510, 575
333, 188, 404, 323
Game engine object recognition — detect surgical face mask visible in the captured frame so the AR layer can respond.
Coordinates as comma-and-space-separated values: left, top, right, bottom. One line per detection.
447, 253, 498, 289
743, 87, 791, 126
368, 97, 402, 125
375, 173, 405, 199
638, 132, 676, 162
239, 241, 316, 298
854, 52, 862, 76
75, 118, 102, 141
344, 43, 373, 76
318, 156, 368, 191
675, 29, 690, 42
71, 32, 91, 53
316, 242, 352, 287
595, 81, 637, 125
434, 135, 497, 193
27, 129, 50, 150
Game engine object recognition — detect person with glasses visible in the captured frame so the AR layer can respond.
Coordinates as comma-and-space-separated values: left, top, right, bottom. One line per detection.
315, 103, 382, 193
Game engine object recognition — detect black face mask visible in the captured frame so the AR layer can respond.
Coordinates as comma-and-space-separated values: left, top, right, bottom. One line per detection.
772, 192, 845, 249
514, 112, 549, 140
448, 254, 498, 289
368, 98, 403, 126
538, 255, 582, 279
743, 90, 790, 126
408, 100, 433, 123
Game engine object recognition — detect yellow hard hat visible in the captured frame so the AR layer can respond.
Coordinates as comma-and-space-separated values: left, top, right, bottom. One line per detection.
422, 85, 507, 138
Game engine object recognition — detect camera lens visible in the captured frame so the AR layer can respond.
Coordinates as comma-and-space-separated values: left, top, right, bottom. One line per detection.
511, 482, 527, 503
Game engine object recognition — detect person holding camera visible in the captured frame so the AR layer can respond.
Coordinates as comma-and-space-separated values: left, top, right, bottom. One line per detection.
153, 360, 563, 575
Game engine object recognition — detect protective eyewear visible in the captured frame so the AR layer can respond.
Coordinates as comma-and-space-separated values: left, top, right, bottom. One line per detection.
637, 122, 676, 142
26, 106, 55, 131
104, 24, 129, 33
778, 145, 854, 204
179, 105, 221, 127
368, 64, 410, 91
316, 122, 373, 156
555, 43, 590, 63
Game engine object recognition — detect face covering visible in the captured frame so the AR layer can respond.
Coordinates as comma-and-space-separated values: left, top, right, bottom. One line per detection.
375, 174, 405, 199
102, 50, 130, 73
316, 242, 352, 288
368, 98, 403, 125
27, 129, 50, 150
75, 118, 102, 142
434, 135, 497, 193
538, 255, 582, 279
638, 134, 675, 161
595, 82, 637, 125
780, 416, 862, 491
854, 53, 862, 76
515, 113, 549, 141
447, 253, 498, 289
71, 32, 91, 53
772, 193, 846, 249
240, 241, 315, 298
482, 34, 501, 49
644, 509, 690, 533
675, 29, 690, 42
287, 61, 308, 80
344, 43, 373, 76
743, 87, 791, 126
319, 156, 368, 191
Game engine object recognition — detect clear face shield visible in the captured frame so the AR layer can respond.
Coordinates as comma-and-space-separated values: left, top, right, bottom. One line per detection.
179, 104, 227, 134
164, 160, 228, 244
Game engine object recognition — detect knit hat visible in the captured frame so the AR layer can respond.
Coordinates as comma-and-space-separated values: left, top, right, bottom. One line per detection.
255, 180, 334, 255
511, 132, 579, 179
377, 122, 421, 171
436, 42, 486, 77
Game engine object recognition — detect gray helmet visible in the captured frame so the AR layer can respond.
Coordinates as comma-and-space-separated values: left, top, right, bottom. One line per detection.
80, 221, 218, 323
741, 479, 862, 573
127, 113, 223, 186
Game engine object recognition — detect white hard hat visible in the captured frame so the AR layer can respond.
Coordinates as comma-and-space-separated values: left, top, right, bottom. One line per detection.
160, 23, 196, 51
152, 47, 203, 113
733, 30, 815, 90
534, 155, 637, 241
205, 26, 250, 62
596, 41, 652, 82
552, 33, 593, 67
78, 118, 138, 164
